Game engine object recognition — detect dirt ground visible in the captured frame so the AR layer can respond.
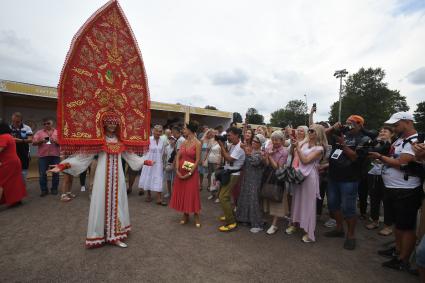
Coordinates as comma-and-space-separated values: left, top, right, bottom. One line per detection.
0, 178, 418, 282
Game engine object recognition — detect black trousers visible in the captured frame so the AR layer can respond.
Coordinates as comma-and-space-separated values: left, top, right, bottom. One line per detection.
358, 177, 368, 216
368, 174, 392, 225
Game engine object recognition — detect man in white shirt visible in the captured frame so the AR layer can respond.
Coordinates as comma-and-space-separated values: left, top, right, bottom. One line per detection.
369, 112, 423, 272
217, 127, 245, 232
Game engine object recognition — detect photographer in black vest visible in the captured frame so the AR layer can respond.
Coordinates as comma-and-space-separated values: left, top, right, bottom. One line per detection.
324, 115, 370, 250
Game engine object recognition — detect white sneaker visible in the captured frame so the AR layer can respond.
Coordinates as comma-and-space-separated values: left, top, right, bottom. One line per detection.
324, 218, 336, 228
266, 225, 278, 235
207, 195, 214, 200
214, 198, 220, 203
81, 186, 86, 192
250, 227, 263, 233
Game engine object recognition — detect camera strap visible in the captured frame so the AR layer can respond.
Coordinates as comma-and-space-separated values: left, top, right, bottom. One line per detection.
402, 134, 418, 149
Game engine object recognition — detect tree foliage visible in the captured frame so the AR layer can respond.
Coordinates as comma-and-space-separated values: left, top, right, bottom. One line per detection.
205, 105, 218, 110
329, 67, 409, 129
233, 112, 243, 123
246, 108, 265, 125
414, 101, 425, 133
270, 99, 308, 127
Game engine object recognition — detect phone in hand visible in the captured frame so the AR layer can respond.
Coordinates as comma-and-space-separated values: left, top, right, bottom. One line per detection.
291, 129, 296, 139
313, 103, 317, 112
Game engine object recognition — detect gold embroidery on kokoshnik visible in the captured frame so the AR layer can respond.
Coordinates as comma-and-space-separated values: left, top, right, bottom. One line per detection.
72, 68, 93, 77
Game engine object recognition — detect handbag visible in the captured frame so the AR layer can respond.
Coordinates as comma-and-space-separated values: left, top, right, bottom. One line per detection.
165, 163, 174, 172
260, 166, 285, 202
275, 155, 305, 184
215, 167, 240, 186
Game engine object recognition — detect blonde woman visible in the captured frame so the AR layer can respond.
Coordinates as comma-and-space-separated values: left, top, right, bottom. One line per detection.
285, 124, 328, 243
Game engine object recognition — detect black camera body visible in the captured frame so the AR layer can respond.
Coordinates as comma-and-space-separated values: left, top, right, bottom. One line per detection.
214, 134, 228, 143
360, 139, 391, 155
400, 162, 425, 180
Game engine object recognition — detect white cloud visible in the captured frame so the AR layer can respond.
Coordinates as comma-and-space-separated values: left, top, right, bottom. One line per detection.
0, 0, 424, 123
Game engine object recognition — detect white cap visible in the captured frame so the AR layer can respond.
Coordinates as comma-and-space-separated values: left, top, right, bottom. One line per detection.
384, 112, 414, 124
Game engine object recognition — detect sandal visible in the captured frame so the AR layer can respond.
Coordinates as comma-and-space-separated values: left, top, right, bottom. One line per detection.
378, 226, 393, 236
60, 194, 72, 202
66, 192, 76, 198
365, 222, 379, 230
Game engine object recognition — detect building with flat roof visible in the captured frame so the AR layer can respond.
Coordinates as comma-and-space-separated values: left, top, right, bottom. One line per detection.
0, 79, 232, 156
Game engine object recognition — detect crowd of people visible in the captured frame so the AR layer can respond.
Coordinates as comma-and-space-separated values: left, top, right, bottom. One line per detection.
1, 108, 425, 279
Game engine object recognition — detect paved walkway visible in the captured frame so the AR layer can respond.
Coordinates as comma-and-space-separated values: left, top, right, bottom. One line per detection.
0, 179, 418, 282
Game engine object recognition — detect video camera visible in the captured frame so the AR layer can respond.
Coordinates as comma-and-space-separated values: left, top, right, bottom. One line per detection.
214, 134, 228, 143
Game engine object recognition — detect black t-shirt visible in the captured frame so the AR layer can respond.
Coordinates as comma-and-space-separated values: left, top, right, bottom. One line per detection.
328, 132, 370, 182
10, 124, 33, 170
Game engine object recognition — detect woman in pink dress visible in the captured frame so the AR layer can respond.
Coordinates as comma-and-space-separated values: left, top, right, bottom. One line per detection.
0, 123, 27, 206
169, 122, 202, 227
286, 124, 328, 243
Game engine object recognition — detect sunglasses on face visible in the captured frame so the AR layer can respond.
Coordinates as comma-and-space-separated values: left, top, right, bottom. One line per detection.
43, 122, 52, 126
252, 139, 261, 144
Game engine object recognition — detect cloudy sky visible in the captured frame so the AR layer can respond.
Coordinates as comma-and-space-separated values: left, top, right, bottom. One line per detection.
1, 0, 424, 122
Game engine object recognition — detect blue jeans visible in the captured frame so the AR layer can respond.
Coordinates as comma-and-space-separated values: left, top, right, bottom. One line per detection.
327, 179, 359, 218
38, 156, 60, 192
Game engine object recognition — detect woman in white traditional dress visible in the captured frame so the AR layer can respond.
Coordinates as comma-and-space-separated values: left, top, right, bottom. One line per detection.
138, 125, 166, 205
49, 113, 153, 248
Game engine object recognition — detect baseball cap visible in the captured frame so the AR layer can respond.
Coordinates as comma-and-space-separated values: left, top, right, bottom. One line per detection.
384, 112, 414, 124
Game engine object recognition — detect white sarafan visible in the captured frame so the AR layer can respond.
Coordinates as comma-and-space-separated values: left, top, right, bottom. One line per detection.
62, 135, 147, 248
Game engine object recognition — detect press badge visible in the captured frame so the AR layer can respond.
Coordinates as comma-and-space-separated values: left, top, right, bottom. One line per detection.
331, 149, 343, 159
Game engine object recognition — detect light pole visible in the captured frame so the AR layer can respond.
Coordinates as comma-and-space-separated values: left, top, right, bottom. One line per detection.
304, 93, 308, 125
334, 69, 348, 122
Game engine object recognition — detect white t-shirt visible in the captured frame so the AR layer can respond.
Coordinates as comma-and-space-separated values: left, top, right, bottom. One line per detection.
382, 134, 422, 189
224, 141, 246, 175
208, 142, 222, 164
368, 162, 383, 176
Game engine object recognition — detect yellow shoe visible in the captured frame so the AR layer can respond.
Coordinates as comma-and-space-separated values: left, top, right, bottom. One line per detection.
219, 223, 237, 232
285, 225, 297, 235
219, 216, 226, 222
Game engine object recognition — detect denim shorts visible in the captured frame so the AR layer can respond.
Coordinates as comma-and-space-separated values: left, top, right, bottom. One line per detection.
327, 179, 359, 218
418, 236, 425, 267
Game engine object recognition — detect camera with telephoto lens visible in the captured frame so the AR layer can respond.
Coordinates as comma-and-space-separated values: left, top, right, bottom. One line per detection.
214, 134, 228, 143
358, 139, 392, 155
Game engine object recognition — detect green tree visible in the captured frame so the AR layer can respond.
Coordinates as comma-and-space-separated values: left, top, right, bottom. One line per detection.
414, 101, 425, 133
329, 67, 409, 129
233, 112, 243, 123
246, 108, 265, 124
270, 99, 308, 127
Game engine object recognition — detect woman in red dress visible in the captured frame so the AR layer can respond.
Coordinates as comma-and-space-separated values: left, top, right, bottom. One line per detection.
0, 123, 27, 206
169, 122, 202, 227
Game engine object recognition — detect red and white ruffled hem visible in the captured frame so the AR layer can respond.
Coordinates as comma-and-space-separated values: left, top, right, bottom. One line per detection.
85, 225, 131, 248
